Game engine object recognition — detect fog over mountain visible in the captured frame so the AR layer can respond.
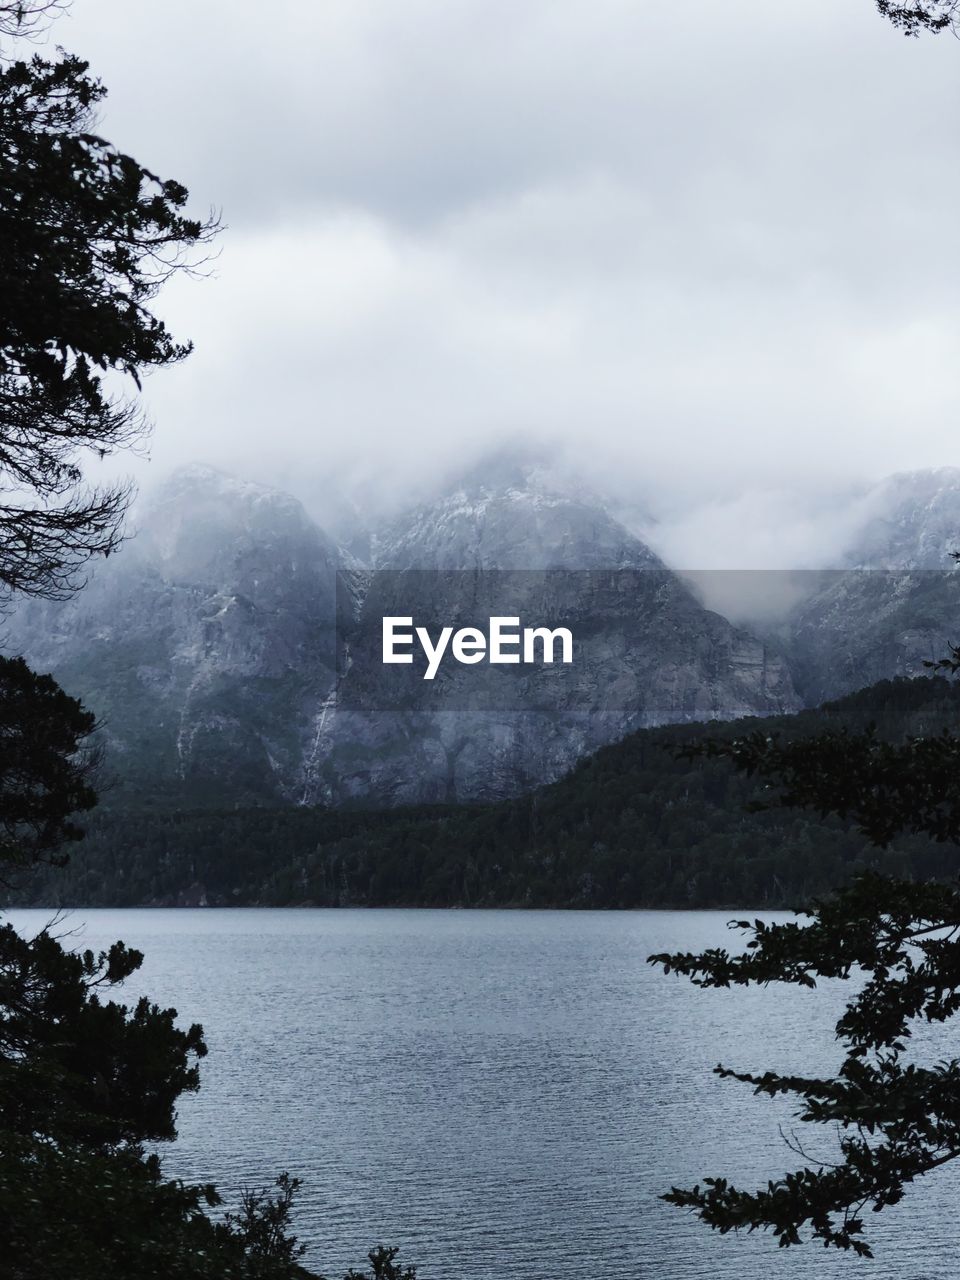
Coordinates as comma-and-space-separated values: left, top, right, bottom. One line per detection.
5, 4, 960, 1276
5, 460, 801, 807
779, 468, 960, 703
7, 458, 960, 809
9, 0, 960, 809
48, 0, 959, 568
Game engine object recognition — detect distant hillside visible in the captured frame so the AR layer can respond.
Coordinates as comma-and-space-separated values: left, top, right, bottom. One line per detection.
9, 675, 960, 911
783, 467, 960, 703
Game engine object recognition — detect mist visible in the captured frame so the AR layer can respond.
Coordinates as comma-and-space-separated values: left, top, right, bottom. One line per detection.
53, 0, 960, 568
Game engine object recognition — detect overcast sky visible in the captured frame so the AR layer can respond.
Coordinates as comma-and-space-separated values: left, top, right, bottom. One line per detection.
44, 0, 960, 565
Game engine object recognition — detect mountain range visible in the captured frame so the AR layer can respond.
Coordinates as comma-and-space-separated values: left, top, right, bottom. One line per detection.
6, 460, 960, 808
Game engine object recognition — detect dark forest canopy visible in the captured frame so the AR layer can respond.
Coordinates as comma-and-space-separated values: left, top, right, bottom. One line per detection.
10, 675, 960, 911
0, 654, 97, 868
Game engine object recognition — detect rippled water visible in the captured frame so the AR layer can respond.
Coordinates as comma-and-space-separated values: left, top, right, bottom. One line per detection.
7, 907, 959, 1279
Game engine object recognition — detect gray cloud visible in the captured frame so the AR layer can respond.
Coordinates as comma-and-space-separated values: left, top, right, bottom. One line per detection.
50, 0, 960, 565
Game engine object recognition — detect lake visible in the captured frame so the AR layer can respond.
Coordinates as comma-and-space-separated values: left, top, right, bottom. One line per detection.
6, 907, 958, 1279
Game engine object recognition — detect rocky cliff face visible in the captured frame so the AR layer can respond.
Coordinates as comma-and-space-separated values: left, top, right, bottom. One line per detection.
846, 469, 960, 570
304, 463, 799, 803
5, 461, 801, 807
785, 468, 960, 704
369, 460, 664, 571
6, 466, 343, 805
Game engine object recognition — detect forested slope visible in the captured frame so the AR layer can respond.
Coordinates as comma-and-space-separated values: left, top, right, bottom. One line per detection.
8, 676, 960, 910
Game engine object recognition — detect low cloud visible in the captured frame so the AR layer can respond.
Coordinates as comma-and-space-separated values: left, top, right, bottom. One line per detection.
51, 0, 960, 566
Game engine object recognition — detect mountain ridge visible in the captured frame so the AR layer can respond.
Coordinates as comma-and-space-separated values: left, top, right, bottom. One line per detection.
4, 460, 801, 807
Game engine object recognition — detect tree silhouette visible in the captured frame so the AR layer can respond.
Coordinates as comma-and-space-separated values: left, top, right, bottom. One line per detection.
0, 3, 66, 39
0, 654, 97, 871
0, 8, 418, 1274
875, 1, 960, 34
0, 32, 218, 600
651, 711, 960, 1257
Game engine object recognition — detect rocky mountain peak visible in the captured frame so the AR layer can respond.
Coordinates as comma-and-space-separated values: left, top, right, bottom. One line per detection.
371, 456, 663, 572
135, 464, 335, 583
846, 467, 960, 570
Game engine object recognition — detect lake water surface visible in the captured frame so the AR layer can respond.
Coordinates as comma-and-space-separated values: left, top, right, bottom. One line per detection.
7, 908, 959, 1280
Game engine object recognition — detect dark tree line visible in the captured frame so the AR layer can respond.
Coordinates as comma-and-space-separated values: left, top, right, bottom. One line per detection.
10, 675, 956, 913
